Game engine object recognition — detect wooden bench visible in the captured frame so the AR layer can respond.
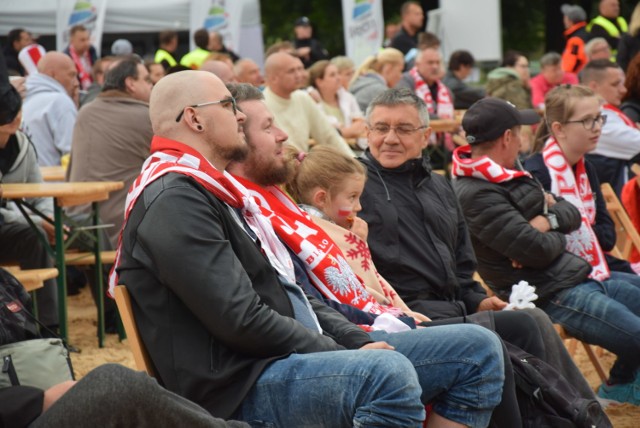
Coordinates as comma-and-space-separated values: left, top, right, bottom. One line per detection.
10, 268, 59, 292
64, 250, 117, 266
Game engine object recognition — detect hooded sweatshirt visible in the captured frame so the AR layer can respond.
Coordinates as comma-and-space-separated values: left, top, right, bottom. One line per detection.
485, 67, 532, 110
22, 73, 77, 166
350, 73, 388, 113
0, 130, 53, 225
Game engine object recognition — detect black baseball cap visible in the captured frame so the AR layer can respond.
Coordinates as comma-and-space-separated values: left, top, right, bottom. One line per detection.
295, 16, 311, 27
462, 98, 540, 144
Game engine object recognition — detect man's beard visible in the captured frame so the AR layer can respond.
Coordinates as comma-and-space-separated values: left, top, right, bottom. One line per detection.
217, 136, 250, 164
245, 153, 292, 186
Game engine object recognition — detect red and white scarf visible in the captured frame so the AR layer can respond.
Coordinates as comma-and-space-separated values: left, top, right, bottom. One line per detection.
542, 138, 610, 281
410, 66, 455, 150
68, 46, 93, 90
604, 103, 636, 128
451, 145, 531, 182
235, 176, 402, 318
107, 136, 295, 297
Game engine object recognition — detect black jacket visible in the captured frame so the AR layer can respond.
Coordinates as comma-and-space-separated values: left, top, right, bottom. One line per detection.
442, 70, 485, 110
358, 152, 488, 319
453, 168, 591, 303
525, 153, 634, 274
117, 173, 371, 419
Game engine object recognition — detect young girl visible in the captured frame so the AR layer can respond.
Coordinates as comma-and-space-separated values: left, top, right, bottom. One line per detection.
525, 85, 640, 277
284, 146, 429, 323
524, 84, 640, 402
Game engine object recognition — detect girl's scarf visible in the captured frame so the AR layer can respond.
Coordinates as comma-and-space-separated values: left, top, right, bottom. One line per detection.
542, 138, 610, 280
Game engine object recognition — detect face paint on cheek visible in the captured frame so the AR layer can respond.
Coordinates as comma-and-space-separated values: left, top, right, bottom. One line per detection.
337, 207, 355, 227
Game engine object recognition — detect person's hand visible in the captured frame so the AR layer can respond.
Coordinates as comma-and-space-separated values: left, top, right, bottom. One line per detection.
306, 87, 321, 103
477, 296, 507, 312
9, 76, 26, 98
529, 215, 551, 233
342, 120, 367, 139
544, 192, 556, 207
41, 220, 56, 244
405, 310, 431, 324
350, 217, 368, 241
296, 47, 311, 59
360, 341, 395, 350
42, 380, 76, 413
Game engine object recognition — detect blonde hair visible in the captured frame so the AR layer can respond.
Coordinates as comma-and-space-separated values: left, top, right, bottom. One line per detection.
532, 85, 596, 152
285, 145, 366, 205
331, 56, 355, 72
351, 48, 404, 86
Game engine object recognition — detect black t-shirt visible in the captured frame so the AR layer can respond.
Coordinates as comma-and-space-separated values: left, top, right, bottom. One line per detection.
390, 26, 418, 55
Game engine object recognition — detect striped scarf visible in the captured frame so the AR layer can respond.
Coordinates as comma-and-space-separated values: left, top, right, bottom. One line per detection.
107, 136, 295, 297
410, 67, 455, 150
542, 138, 610, 281
235, 176, 402, 318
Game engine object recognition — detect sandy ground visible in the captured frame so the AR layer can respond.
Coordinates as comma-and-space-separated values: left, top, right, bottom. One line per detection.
68, 286, 639, 426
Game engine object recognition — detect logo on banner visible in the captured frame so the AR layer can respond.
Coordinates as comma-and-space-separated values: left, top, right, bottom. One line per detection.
204, 3, 229, 31
348, 0, 378, 40
68, 1, 97, 27
353, 0, 373, 19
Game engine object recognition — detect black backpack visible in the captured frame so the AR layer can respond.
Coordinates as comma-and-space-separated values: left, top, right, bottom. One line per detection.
506, 342, 612, 428
0, 268, 40, 346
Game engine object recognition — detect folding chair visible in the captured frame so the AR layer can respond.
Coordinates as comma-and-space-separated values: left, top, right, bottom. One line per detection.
601, 181, 640, 260
113, 285, 156, 378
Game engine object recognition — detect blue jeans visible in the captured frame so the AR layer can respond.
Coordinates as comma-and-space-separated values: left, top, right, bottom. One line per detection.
542, 274, 640, 383
370, 324, 504, 428
235, 324, 503, 428
235, 349, 424, 427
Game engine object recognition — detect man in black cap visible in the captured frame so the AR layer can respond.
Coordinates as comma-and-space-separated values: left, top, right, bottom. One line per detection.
453, 97, 640, 405
292, 16, 328, 68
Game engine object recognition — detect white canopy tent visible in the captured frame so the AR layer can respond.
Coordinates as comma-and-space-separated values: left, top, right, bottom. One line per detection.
1, 0, 264, 65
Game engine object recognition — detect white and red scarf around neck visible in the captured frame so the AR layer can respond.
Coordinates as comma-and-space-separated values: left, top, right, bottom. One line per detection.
542, 138, 610, 281
604, 103, 636, 128
410, 66, 455, 150
234, 176, 402, 317
68, 46, 93, 90
107, 136, 295, 297
451, 145, 531, 182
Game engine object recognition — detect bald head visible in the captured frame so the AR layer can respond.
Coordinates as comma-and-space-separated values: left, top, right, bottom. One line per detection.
234, 58, 263, 87
150, 70, 248, 169
37, 52, 78, 98
264, 52, 305, 97
200, 60, 236, 83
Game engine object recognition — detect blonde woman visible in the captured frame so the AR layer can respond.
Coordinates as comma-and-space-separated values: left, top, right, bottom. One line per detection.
349, 48, 404, 111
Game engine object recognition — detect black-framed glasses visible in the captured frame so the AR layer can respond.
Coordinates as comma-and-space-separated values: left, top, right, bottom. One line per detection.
564, 113, 607, 131
175, 96, 237, 122
368, 123, 428, 137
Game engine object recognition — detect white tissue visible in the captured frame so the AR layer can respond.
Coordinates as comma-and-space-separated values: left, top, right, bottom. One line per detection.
504, 280, 538, 310
371, 313, 412, 333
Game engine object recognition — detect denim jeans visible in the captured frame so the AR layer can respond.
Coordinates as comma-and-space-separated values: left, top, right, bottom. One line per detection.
542, 275, 640, 383
235, 324, 503, 428
235, 349, 425, 428
370, 324, 505, 428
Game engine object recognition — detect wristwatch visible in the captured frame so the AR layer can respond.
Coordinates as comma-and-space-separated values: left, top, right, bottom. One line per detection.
545, 213, 559, 230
